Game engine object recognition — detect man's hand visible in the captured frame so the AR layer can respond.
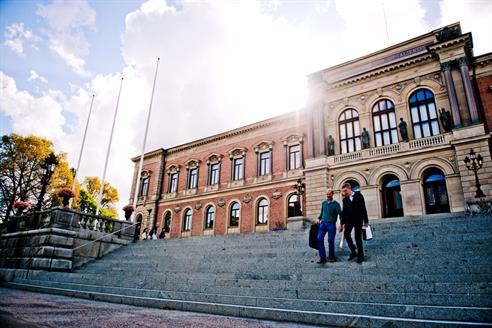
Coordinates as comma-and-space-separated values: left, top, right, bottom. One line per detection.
339, 224, 344, 232
317, 219, 321, 225
364, 222, 369, 227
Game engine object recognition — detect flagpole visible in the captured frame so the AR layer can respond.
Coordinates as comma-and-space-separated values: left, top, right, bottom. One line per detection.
69, 93, 95, 208
131, 57, 160, 221
96, 77, 124, 215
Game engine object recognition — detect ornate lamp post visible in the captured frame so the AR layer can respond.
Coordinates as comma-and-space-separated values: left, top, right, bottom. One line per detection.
35, 152, 58, 213
464, 148, 485, 198
292, 178, 306, 216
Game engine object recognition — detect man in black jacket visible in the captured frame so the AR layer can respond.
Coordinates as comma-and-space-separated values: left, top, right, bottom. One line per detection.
341, 183, 369, 264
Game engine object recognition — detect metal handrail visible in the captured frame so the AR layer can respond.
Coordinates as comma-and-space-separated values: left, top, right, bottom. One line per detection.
24, 221, 140, 279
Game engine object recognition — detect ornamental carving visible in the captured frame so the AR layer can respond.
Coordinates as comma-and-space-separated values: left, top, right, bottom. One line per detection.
228, 147, 247, 159
272, 191, 282, 200
253, 140, 273, 153
167, 164, 180, 175
141, 170, 152, 178
174, 205, 181, 213
185, 159, 201, 169
195, 202, 202, 210
243, 194, 252, 204
217, 198, 226, 207
282, 133, 304, 146
206, 153, 223, 164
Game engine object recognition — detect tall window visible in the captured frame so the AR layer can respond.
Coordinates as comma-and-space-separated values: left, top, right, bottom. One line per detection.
183, 209, 192, 231
259, 152, 271, 176
409, 89, 439, 139
288, 194, 301, 217
339, 109, 361, 153
257, 198, 269, 225
188, 168, 198, 189
205, 205, 215, 229
169, 173, 178, 192
233, 158, 243, 180
229, 202, 240, 227
209, 163, 220, 185
289, 145, 301, 170
139, 177, 149, 196
372, 99, 398, 147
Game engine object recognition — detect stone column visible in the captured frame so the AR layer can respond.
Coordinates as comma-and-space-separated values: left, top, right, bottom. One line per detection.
400, 180, 423, 217
458, 57, 480, 124
317, 104, 326, 156
306, 107, 315, 159
442, 61, 462, 128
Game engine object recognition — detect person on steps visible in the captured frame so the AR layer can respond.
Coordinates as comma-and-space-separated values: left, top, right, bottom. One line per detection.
340, 183, 369, 264
317, 188, 342, 264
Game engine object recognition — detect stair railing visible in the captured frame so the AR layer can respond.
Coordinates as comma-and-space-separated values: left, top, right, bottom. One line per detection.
24, 221, 141, 279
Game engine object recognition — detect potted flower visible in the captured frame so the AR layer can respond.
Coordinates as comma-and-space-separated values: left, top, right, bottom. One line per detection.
13, 201, 30, 216
123, 204, 135, 220
57, 187, 75, 207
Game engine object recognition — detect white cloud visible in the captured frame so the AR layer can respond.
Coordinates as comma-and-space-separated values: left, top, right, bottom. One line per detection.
37, 0, 96, 76
439, 0, 492, 56
3, 23, 37, 56
28, 70, 48, 84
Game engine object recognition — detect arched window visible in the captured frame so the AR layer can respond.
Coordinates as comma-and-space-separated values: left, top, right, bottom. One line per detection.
205, 205, 215, 230
423, 168, 450, 214
287, 194, 301, 217
372, 99, 398, 146
163, 211, 171, 232
257, 198, 269, 225
183, 209, 192, 231
345, 179, 361, 192
339, 109, 361, 153
229, 202, 240, 227
409, 89, 439, 139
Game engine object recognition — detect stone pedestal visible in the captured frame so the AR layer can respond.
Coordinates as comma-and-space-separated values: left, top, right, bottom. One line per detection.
400, 180, 424, 217
287, 216, 312, 230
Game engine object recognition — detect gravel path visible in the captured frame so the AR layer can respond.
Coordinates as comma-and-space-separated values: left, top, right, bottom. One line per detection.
0, 287, 319, 328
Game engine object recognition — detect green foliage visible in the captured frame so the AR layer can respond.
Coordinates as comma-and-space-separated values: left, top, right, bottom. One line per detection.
77, 189, 97, 214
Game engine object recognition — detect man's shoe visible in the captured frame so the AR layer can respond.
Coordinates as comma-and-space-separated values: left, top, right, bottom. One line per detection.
317, 258, 327, 264
329, 257, 337, 263
357, 257, 364, 264
348, 253, 357, 261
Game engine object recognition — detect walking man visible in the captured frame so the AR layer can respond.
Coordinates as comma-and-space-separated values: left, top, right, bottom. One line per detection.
317, 188, 342, 264
341, 183, 369, 264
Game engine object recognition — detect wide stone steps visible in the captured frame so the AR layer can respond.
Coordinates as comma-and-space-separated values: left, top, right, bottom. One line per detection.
1, 213, 491, 327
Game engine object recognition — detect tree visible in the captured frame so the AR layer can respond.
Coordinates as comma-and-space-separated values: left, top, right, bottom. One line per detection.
76, 177, 119, 219
0, 134, 74, 222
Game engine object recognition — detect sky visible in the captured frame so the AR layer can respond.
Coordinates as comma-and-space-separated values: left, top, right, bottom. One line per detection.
1, 0, 491, 217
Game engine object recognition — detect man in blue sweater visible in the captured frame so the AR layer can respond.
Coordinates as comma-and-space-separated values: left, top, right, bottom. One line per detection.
317, 188, 342, 264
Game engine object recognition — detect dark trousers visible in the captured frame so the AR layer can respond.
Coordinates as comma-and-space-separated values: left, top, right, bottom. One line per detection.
317, 222, 337, 260
344, 222, 364, 259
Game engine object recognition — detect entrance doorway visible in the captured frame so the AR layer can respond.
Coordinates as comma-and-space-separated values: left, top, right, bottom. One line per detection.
381, 174, 404, 218
134, 214, 143, 241
163, 211, 171, 232
423, 168, 450, 214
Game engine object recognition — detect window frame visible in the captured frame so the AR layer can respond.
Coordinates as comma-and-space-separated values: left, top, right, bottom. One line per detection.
169, 172, 178, 193
205, 205, 215, 230
256, 198, 269, 225
209, 162, 220, 185
182, 208, 192, 231
372, 99, 398, 147
233, 157, 244, 181
259, 151, 271, 176
188, 167, 198, 189
288, 144, 301, 170
409, 89, 440, 139
229, 201, 240, 227
139, 176, 150, 196
339, 109, 361, 154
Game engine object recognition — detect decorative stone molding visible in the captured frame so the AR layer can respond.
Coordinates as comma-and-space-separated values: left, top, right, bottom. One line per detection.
281, 133, 304, 146
174, 205, 181, 213
205, 153, 223, 164
228, 147, 247, 159
253, 140, 274, 153
217, 198, 226, 207
184, 159, 201, 169
272, 190, 282, 200
141, 169, 152, 178
243, 194, 252, 204
194, 202, 202, 210
166, 164, 180, 175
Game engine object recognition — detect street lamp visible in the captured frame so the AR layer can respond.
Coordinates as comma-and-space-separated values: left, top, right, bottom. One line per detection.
464, 148, 485, 198
292, 178, 306, 216
35, 152, 58, 213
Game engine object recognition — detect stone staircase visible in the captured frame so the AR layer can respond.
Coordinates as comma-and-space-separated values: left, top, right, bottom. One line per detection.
1, 213, 492, 327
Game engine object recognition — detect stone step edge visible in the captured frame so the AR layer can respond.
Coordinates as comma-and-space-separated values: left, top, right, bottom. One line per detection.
3, 282, 491, 327
15, 278, 492, 310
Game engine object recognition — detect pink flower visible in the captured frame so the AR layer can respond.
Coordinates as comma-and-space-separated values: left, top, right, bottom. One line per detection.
123, 205, 135, 212
57, 188, 75, 198
13, 201, 30, 209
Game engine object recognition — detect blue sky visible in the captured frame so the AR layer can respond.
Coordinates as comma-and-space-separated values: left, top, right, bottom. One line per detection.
1, 0, 491, 215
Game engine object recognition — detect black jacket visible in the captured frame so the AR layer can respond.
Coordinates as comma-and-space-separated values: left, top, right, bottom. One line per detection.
341, 192, 368, 225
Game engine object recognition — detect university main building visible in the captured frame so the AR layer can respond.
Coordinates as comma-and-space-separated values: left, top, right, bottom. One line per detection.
129, 23, 492, 238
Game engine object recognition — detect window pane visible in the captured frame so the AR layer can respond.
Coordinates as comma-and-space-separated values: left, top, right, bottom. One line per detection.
387, 100, 394, 109
389, 112, 396, 127
417, 90, 425, 101
346, 110, 352, 119
348, 141, 354, 153
380, 100, 387, 111
374, 116, 381, 131
414, 124, 422, 138
425, 90, 433, 99
383, 131, 390, 145
431, 120, 439, 135
375, 133, 382, 147
428, 102, 437, 119
355, 137, 361, 151
381, 114, 389, 129
391, 130, 398, 143
340, 124, 346, 139
353, 120, 360, 136
341, 141, 347, 153
422, 122, 431, 137
352, 110, 358, 118
347, 123, 353, 137
419, 105, 428, 121
411, 106, 420, 123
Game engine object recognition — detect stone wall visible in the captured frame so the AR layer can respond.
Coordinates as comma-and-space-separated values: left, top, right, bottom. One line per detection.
0, 208, 135, 271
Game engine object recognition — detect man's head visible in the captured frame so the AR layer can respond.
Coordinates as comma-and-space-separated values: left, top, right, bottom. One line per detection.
341, 183, 353, 197
326, 188, 334, 200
